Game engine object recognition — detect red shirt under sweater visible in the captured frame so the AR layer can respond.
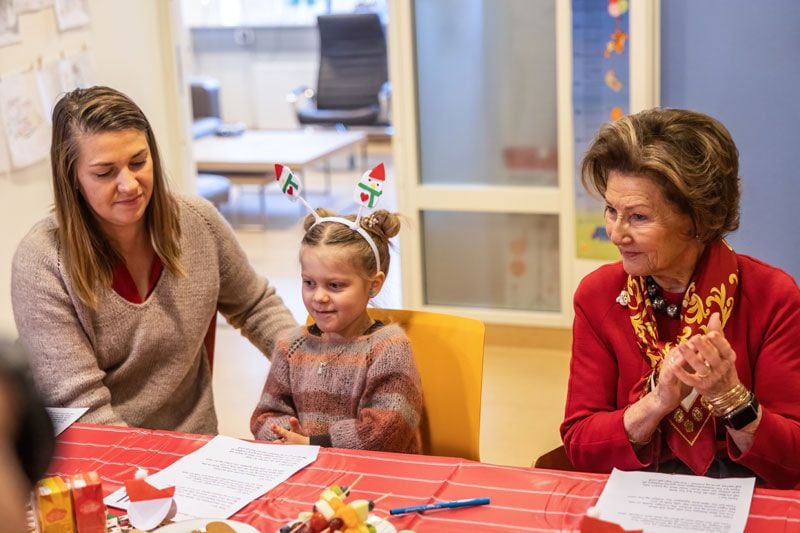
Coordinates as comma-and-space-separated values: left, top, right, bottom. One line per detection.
112, 256, 216, 367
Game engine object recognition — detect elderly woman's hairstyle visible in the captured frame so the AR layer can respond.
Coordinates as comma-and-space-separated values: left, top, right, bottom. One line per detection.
581, 107, 741, 243
301, 208, 401, 277
51, 86, 183, 307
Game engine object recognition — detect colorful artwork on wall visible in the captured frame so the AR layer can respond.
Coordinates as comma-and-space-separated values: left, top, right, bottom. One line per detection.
572, 0, 630, 260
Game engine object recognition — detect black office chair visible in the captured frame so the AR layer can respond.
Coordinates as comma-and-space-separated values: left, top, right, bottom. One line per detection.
188, 76, 232, 208
289, 13, 391, 128
189, 76, 223, 138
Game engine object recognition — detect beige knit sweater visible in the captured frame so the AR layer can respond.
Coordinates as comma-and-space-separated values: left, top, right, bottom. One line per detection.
11, 195, 296, 434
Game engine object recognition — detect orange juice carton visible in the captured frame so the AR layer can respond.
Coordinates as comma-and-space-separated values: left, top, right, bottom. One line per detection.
69, 471, 106, 533
33, 475, 75, 533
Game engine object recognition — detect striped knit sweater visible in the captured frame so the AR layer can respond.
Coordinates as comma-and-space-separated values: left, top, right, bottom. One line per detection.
251, 323, 423, 453
11, 195, 297, 434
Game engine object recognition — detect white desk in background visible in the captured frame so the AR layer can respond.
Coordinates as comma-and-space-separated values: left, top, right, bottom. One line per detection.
194, 130, 367, 227
193, 129, 368, 198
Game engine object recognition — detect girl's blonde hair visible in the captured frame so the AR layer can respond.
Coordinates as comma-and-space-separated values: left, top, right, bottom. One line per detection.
302, 209, 401, 277
50, 86, 184, 307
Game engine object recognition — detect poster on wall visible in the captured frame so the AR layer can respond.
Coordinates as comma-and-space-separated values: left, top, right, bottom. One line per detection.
0, 127, 11, 175
36, 50, 95, 120
0, 0, 21, 47
53, 0, 89, 31
572, 0, 629, 260
0, 70, 50, 169
58, 49, 95, 90
36, 58, 62, 120
14, 0, 53, 13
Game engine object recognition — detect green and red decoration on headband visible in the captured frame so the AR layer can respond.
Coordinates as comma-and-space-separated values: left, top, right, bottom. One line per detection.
353, 162, 386, 210
274, 162, 387, 226
273, 162, 388, 274
275, 163, 303, 198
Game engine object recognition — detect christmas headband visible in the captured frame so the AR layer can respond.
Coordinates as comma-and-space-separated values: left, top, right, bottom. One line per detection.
274, 162, 387, 274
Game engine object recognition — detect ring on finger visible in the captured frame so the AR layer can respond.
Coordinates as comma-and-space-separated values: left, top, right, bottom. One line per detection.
703, 359, 711, 370
696, 371, 709, 379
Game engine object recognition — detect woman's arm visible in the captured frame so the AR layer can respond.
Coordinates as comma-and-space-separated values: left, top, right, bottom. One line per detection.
190, 198, 297, 357
327, 334, 423, 452
671, 271, 800, 488
726, 278, 800, 488
561, 282, 683, 472
11, 230, 126, 425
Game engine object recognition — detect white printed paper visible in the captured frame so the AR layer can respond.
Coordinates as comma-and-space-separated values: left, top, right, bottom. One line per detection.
0, 70, 50, 168
46, 407, 89, 436
595, 468, 754, 533
104, 435, 319, 520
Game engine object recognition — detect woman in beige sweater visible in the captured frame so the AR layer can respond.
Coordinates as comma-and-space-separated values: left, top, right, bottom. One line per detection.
11, 86, 296, 434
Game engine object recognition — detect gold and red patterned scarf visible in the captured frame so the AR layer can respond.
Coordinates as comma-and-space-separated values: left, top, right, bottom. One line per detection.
623, 240, 738, 475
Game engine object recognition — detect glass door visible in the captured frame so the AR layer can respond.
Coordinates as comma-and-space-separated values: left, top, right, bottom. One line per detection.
389, 0, 574, 325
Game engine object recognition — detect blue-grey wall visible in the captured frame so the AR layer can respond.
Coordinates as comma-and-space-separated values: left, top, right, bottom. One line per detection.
661, 1, 800, 281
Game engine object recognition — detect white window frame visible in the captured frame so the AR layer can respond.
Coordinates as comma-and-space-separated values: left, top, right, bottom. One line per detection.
388, 0, 659, 326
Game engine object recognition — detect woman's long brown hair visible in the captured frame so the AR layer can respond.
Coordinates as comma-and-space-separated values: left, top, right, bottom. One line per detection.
51, 86, 184, 307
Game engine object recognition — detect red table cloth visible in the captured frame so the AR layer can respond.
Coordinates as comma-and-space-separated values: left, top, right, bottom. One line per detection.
48, 424, 800, 532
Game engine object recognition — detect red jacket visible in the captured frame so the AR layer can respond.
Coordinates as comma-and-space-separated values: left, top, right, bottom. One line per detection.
561, 254, 800, 489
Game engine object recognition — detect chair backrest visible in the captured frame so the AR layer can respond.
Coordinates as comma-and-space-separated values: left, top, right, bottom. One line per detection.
367, 308, 485, 461
532, 445, 575, 471
315, 13, 388, 110
189, 76, 221, 119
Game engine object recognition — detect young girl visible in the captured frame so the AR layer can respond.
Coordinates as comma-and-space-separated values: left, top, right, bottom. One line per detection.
250, 208, 423, 453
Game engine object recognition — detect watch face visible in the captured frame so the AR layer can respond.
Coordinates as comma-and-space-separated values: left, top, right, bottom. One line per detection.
723, 396, 759, 430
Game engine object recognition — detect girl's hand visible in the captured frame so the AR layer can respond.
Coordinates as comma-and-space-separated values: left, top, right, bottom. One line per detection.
270, 417, 310, 445
671, 312, 740, 398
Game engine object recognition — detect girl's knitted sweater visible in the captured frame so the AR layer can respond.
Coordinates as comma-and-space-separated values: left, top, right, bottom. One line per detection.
251, 323, 423, 453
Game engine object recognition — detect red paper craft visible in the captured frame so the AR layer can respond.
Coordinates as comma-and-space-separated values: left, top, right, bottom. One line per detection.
368, 162, 386, 181
580, 515, 643, 533
125, 478, 176, 501
124, 478, 177, 531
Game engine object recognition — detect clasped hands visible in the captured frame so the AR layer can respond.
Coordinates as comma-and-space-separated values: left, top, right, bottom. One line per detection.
270, 417, 310, 445
655, 312, 740, 410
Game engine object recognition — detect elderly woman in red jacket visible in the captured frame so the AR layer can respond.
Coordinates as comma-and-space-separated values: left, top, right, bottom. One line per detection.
561, 108, 800, 489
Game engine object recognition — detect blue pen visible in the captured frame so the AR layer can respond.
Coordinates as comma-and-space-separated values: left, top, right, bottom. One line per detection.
389, 497, 490, 515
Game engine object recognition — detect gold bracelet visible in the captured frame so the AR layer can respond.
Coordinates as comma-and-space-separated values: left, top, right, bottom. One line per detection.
704, 383, 746, 406
628, 436, 652, 447
709, 388, 750, 417
702, 383, 752, 417
713, 390, 748, 412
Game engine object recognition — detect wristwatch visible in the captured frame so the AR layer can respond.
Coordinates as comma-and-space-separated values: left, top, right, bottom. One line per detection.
720, 393, 760, 430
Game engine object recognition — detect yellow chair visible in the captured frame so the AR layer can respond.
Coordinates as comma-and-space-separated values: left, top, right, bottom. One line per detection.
367, 308, 485, 461
306, 309, 485, 460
